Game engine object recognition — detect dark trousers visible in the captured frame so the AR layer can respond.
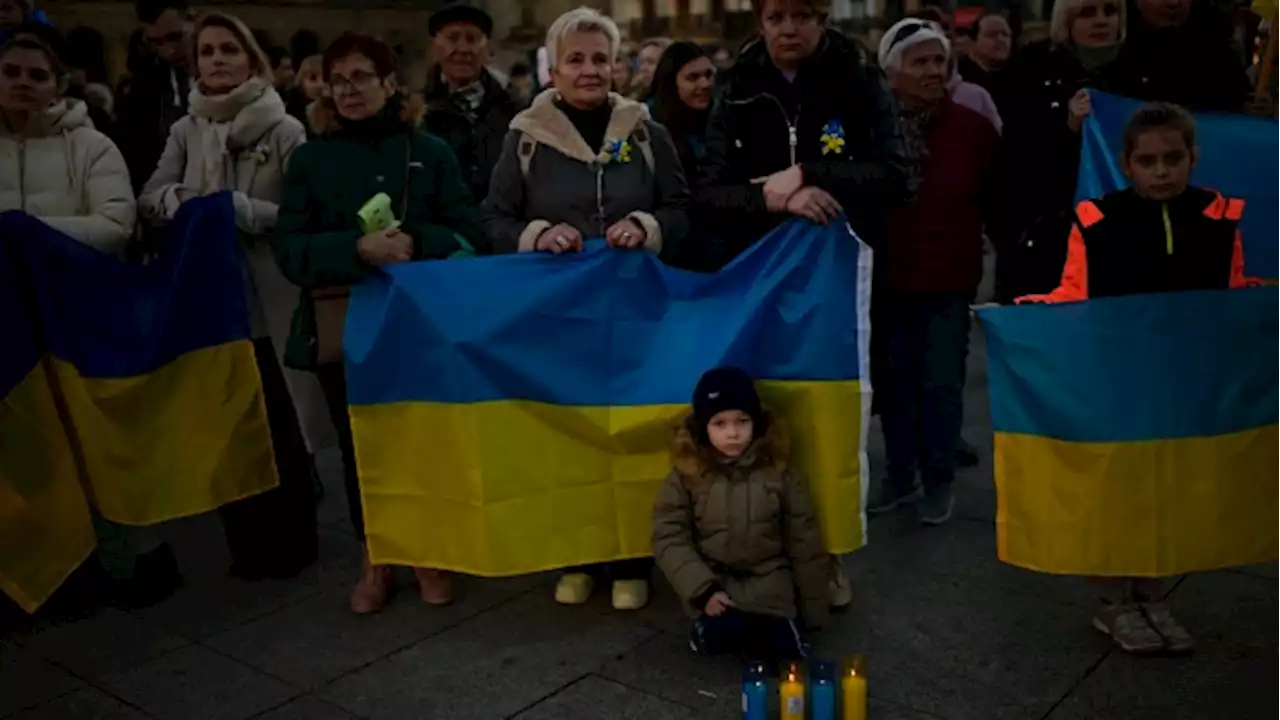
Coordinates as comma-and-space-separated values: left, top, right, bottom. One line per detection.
566, 558, 653, 581
219, 339, 318, 576
317, 363, 364, 540
880, 292, 970, 490
692, 610, 807, 661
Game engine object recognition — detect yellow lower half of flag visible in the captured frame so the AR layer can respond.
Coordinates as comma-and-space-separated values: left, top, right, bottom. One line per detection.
352, 379, 868, 575
995, 425, 1279, 577
0, 341, 279, 612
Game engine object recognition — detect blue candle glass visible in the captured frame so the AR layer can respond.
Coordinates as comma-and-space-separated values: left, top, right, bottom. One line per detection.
741, 660, 768, 720
810, 659, 837, 720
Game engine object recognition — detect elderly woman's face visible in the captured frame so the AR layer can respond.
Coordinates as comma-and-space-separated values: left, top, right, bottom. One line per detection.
1070, 0, 1121, 47
329, 52, 392, 121
197, 26, 253, 95
0, 46, 59, 114
759, 0, 824, 69
552, 30, 611, 109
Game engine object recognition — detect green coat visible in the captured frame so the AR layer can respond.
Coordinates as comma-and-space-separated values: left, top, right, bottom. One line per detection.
273, 94, 484, 370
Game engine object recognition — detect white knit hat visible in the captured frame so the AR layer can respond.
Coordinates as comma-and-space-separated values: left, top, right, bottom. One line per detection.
878, 18, 951, 72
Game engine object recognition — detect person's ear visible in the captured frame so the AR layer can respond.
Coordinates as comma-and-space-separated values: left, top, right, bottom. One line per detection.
382, 75, 398, 93
1120, 153, 1133, 181
1190, 144, 1199, 170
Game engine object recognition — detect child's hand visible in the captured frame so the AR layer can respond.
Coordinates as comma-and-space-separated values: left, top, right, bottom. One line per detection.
704, 591, 734, 617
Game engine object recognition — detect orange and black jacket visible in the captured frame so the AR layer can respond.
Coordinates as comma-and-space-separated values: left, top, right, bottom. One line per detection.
1021, 187, 1255, 303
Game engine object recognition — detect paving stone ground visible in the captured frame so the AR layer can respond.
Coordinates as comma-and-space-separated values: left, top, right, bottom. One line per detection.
2, 331, 1276, 719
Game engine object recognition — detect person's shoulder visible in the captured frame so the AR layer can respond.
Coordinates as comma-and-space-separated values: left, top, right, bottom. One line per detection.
942, 98, 998, 140
270, 114, 307, 143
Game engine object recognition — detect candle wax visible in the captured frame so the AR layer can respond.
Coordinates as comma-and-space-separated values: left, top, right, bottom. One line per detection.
841, 674, 867, 720
811, 680, 836, 720
741, 680, 767, 720
779, 678, 805, 720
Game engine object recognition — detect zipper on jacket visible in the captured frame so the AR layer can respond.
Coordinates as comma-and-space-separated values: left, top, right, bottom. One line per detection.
593, 161, 605, 235
1161, 203, 1173, 255
727, 92, 799, 166
17, 137, 25, 211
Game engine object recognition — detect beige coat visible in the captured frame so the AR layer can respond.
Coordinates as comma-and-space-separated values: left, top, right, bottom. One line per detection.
140, 78, 332, 451
652, 414, 830, 629
0, 98, 135, 254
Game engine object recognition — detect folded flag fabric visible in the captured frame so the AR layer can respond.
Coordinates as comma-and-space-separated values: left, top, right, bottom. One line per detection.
345, 219, 872, 574
0, 194, 278, 613
1077, 90, 1279, 278
978, 288, 1278, 577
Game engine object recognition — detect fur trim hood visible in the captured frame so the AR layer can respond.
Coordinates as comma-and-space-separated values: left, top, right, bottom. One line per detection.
509, 89, 649, 163
671, 410, 790, 479
306, 92, 428, 137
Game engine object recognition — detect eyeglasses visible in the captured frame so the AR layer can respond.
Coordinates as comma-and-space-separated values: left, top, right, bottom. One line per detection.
1077, 2, 1121, 19
329, 70, 379, 92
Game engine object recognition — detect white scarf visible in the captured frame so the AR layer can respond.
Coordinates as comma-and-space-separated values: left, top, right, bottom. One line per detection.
186, 77, 286, 194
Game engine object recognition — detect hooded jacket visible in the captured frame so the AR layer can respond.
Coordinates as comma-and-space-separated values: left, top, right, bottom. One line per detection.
0, 97, 135, 254
696, 30, 907, 259
481, 89, 689, 258
652, 414, 829, 629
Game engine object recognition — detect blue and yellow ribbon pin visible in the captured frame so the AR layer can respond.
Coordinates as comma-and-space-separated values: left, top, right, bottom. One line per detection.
820, 120, 846, 156
604, 137, 633, 164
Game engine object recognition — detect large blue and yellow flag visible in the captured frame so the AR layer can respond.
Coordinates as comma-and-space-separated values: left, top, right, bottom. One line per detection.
0, 194, 279, 613
979, 289, 1278, 577
345, 220, 873, 574
1077, 90, 1279, 277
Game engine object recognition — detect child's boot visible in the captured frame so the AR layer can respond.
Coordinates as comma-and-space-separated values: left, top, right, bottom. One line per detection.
611, 579, 649, 610
350, 554, 393, 615
1140, 601, 1195, 653
414, 567, 454, 606
1092, 603, 1164, 654
554, 572, 594, 605
828, 556, 853, 609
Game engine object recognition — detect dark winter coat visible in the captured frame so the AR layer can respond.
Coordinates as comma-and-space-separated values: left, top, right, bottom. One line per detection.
116, 59, 191, 193
273, 94, 484, 370
652, 415, 829, 629
481, 90, 690, 258
696, 30, 907, 260
423, 68, 521, 205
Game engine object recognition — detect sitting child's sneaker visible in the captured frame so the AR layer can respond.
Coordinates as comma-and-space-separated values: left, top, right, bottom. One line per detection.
611, 579, 649, 610
554, 572, 594, 605
1141, 601, 1195, 654
828, 557, 852, 609
1093, 603, 1164, 654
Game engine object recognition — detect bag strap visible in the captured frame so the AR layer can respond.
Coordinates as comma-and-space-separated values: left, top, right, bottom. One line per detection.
400, 135, 413, 221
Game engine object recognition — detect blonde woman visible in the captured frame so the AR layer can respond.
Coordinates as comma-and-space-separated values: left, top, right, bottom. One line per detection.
481, 7, 690, 611
995, 0, 1125, 301
140, 11, 320, 581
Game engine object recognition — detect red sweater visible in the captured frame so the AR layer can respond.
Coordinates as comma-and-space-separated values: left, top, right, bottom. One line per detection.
885, 99, 999, 294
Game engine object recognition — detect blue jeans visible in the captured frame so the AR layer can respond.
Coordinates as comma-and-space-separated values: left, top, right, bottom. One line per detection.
880, 292, 970, 491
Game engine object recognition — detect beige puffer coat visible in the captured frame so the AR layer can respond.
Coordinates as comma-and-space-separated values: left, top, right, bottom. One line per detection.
0, 98, 135, 254
652, 414, 830, 629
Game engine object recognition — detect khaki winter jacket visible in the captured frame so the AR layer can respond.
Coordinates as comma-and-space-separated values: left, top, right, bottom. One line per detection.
0, 98, 135, 254
652, 414, 829, 629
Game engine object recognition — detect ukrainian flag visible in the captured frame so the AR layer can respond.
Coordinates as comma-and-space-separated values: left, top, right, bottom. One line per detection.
1078, 90, 1279, 277
0, 194, 279, 613
979, 289, 1278, 577
344, 219, 873, 574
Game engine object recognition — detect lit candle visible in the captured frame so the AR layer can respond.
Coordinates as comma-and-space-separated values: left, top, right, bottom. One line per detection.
841, 655, 867, 720
779, 662, 806, 720
810, 660, 837, 720
741, 661, 768, 720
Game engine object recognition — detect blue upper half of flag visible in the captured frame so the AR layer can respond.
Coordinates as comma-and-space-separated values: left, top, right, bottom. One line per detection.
979, 288, 1278, 443
1077, 91, 1278, 278
0, 194, 251, 395
344, 219, 869, 407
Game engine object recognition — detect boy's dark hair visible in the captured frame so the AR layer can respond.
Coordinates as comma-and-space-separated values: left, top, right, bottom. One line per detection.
1122, 102, 1197, 159
135, 0, 189, 24
967, 11, 1006, 38
322, 32, 398, 81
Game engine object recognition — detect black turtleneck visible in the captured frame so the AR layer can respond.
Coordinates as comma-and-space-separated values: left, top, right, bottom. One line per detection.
555, 97, 612, 153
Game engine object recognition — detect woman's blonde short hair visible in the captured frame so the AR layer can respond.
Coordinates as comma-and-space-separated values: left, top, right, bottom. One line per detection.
545, 6, 621, 69
1050, 0, 1126, 46
191, 11, 275, 84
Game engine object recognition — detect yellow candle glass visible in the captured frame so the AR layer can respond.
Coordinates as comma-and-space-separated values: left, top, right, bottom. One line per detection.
841, 655, 868, 720
780, 662, 806, 720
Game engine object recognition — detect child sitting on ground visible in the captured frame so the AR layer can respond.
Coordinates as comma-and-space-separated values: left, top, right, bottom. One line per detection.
652, 367, 829, 661
1022, 101, 1258, 655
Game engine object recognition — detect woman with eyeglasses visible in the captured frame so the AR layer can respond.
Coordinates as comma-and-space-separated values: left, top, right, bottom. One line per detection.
139, 11, 321, 585
274, 32, 484, 615
0, 33, 134, 253
994, 0, 1127, 302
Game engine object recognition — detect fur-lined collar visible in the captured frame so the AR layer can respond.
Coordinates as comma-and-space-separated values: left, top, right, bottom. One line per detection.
306, 93, 427, 137
509, 89, 648, 163
671, 410, 790, 480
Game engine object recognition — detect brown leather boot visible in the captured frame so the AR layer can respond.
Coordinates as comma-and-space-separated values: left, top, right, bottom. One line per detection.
413, 567, 454, 606
349, 555, 392, 615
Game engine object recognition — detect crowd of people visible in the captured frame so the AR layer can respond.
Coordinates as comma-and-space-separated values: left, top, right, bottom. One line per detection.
0, 0, 1270, 659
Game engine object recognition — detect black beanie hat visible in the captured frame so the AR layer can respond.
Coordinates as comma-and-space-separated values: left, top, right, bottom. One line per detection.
691, 367, 765, 443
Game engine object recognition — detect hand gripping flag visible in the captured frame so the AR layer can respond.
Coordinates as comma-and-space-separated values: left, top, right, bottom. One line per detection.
344, 220, 873, 574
